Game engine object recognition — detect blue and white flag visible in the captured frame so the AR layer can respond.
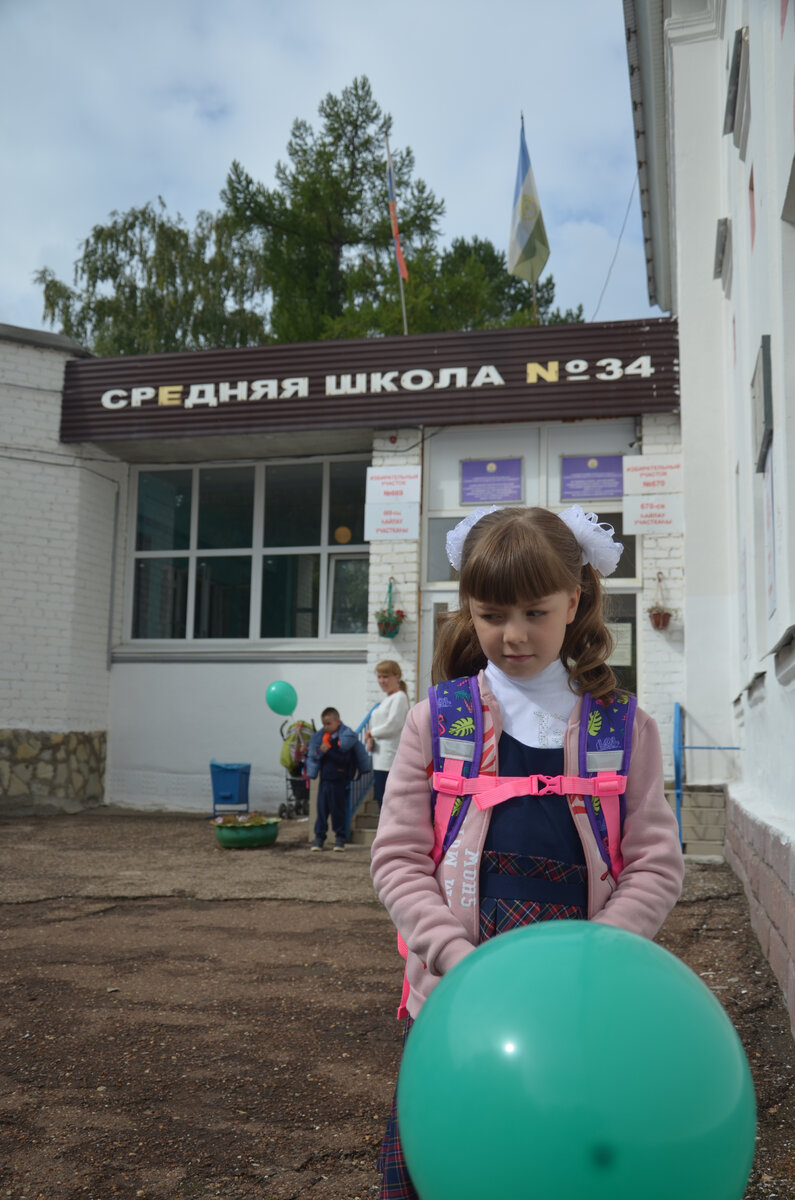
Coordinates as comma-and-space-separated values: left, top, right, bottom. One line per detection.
508, 119, 550, 284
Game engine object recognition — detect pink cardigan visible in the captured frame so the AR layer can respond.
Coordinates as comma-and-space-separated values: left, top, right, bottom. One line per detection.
370, 672, 685, 1018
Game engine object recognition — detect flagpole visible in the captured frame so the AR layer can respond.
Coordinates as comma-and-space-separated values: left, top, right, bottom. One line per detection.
385, 132, 409, 335
398, 257, 408, 337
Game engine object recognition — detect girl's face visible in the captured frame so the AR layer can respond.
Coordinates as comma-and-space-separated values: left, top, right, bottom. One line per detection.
377, 671, 400, 695
469, 589, 581, 680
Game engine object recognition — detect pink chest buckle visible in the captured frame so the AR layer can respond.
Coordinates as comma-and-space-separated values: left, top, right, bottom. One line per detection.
430, 769, 626, 810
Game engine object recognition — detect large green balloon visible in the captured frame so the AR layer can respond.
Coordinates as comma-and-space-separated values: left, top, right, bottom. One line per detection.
265, 680, 298, 716
398, 922, 755, 1200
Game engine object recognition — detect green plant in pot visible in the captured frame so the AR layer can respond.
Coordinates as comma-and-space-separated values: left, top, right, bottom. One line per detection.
376, 577, 406, 638
376, 606, 405, 638
213, 812, 280, 848
647, 571, 674, 631
647, 604, 672, 630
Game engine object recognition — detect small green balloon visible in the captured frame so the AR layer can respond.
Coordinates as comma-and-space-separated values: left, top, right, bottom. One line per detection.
398, 922, 755, 1200
266, 680, 298, 717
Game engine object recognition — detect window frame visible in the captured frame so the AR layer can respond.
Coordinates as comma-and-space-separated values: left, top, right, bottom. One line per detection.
723, 26, 750, 161
126, 455, 370, 648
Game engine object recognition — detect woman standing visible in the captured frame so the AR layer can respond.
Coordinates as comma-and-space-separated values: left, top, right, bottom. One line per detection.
365, 660, 410, 809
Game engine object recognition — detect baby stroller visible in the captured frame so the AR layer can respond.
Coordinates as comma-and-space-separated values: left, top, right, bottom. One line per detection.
278, 718, 315, 819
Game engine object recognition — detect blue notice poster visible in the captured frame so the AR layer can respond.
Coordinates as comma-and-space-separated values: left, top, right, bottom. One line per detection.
461, 458, 523, 504
560, 455, 624, 500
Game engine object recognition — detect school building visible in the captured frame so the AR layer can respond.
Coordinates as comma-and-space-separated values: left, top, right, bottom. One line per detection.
1, 318, 686, 829
623, 0, 795, 1029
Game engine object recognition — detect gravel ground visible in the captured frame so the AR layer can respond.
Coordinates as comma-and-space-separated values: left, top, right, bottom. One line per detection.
0, 807, 793, 1200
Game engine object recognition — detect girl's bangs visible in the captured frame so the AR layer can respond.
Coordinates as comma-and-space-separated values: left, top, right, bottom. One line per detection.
463, 523, 574, 605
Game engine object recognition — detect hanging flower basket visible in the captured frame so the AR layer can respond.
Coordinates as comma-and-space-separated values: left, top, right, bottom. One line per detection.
377, 615, 404, 638
375, 579, 405, 638
647, 572, 674, 631
648, 608, 672, 631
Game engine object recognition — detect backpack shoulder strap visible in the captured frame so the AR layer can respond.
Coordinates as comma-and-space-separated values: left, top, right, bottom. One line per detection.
429, 676, 480, 768
428, 676, 483, 864
579, 692, 637, 776
579, 692, 637, 881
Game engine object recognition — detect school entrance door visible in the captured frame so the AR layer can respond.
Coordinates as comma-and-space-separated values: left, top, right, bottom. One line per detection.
418, 588, 458, 696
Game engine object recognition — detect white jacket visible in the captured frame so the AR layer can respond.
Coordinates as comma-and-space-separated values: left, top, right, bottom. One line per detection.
368, 689, 410, 772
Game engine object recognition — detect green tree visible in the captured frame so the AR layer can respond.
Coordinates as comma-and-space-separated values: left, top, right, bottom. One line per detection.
35, 200, 268, 356
221, 75, 444, 343
326, 235, 582, 338
37, 76, 582, 353
438, 236, 583, 326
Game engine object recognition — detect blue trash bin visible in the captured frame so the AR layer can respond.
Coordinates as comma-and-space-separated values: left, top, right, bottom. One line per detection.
210, 761, 251, 817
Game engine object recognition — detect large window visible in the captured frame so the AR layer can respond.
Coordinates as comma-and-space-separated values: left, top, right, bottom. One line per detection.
131, 459, 369, 641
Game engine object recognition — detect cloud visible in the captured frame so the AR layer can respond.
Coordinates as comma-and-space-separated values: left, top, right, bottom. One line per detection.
0, 0, 659, 333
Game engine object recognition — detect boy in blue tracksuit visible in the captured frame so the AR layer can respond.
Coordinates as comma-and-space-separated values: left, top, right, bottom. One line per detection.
306, 707, 356, 851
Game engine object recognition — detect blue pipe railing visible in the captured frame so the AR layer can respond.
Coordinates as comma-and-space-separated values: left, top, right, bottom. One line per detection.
345, 703, 380, 838
673, 702, 740, 846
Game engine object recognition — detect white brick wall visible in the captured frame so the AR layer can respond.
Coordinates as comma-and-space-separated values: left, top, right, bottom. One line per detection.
638, 413, 685, 777
366, 429, 423, 707
0, 334, 128, 731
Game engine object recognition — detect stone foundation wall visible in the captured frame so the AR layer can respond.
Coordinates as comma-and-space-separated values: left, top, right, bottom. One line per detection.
725, 791, 795, 1036
0, 729, 106, 815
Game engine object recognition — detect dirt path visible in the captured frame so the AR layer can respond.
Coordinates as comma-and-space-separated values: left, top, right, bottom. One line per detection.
1, 809, 793, 1200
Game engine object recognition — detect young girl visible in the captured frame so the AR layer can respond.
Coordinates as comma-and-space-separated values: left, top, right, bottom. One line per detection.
365, 660, 410, 809
370, 504, 684, 1199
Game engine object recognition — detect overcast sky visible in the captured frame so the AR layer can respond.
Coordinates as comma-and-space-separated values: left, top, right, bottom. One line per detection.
1, 0, 662, 337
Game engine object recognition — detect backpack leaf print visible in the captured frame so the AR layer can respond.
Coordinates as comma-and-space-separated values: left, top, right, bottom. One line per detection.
449, 716, 475, 738
587, 708, 603, 736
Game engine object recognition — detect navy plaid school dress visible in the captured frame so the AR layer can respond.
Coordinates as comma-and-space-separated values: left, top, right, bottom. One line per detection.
378, 735, 587, 1199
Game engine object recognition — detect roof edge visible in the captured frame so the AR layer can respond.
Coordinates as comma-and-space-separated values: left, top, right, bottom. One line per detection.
0, 322, 93, 358
623, 0, 672, 313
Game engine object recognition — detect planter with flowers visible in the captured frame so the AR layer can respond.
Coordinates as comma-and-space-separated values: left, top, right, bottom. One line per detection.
213, 812, 280, 849
375, 578, 406, 638
647, 605, 673, 631
647, 571, 675, 631
376, 607, 406, 638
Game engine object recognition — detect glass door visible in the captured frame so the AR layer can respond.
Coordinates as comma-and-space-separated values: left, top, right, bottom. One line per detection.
606, 592, 637, 695
419, 589, 458, 693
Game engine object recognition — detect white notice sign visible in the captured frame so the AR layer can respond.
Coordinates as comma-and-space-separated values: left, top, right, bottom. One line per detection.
365, 467, 421, 504
607, 622, 633, 668
365, 502, 420, 540
623, 492, 684, 534
622, 455, 682, 494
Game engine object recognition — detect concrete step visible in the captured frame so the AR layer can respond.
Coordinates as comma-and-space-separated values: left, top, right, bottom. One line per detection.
684, 839, 725, 857
350, 827, 377, 847
666, 787, 725, 859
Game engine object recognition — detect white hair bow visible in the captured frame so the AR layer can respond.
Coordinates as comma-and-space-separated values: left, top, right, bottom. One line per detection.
443, 504, 623, 576
558, 505, 624, 576
445, 506, 499, 571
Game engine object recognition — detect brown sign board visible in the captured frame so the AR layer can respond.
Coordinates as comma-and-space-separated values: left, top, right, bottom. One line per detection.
60, 318, 678, 445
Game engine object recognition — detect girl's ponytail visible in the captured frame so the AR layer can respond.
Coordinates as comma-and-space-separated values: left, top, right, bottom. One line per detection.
562, 564, 617, 700
431, 609, 486, 684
